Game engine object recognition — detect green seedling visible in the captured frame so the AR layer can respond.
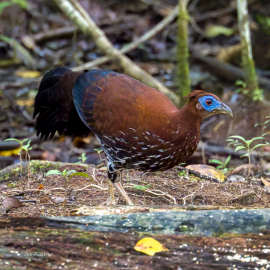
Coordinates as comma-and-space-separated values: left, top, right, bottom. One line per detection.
254, 116, 270, 171
94, 149, 103, 160
178, 163, 186, 176
235, 80, 263, 101
46, 169, 91, 202
126, 171, 130, 184
76, 153, 87, 164
227, 136, 268, 176
0, 0, 28, 15
4, 138, 32, 185
4, 138, 32, 164
178, 170, 186, 176
134, 184, 151, 204
209, 155, 231, 174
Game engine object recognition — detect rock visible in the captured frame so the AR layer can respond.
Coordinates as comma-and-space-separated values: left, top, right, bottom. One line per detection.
227, 175, 246, 183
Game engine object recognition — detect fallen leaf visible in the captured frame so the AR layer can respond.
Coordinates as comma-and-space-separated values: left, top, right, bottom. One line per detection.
1, 196, 22, 212
134, 237, 169, 256
17, 98, 35, 106
186, 164, 225, 182
0, 35, 36, 68
0, 183, 7, 189
15, 70, 41, 78
227, 175, 246, 183
261, 177, 270, 187
228, 164, 259, 176
0, 147, 20, 156
205, 24, 234, 37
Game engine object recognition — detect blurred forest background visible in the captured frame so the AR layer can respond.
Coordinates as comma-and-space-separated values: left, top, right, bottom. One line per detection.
1, 0, 270, 171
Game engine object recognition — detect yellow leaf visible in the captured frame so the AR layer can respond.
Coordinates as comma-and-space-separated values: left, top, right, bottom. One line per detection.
134, 237, 169, 256
261, 177, 270, 187
15, 70, 41, 78
17, 98, 35, 106
186, 164, 225, 182
0, 148, 20, 157
205, 24, 234, 37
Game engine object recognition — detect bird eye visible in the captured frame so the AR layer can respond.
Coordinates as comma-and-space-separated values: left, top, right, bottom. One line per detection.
206, 99, 212, 105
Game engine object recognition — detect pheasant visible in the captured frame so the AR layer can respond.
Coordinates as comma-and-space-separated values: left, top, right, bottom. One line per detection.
34, 66, 233, 205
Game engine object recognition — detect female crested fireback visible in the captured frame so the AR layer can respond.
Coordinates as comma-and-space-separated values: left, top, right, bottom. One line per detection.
34, 66, 233, 205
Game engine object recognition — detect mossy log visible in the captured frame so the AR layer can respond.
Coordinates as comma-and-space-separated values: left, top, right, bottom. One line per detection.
0, 160, 88, 182
45, 208, 270, 236
1, 217, 270, 270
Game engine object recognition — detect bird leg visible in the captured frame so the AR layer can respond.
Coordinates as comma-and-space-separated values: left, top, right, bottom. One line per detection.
107, 170, 134, 205
113, 181, 134, 205
101, 179, 116, 205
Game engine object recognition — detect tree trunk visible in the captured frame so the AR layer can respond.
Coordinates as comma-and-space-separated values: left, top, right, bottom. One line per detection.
177, 0, 191, 106
236, 0, 260, 99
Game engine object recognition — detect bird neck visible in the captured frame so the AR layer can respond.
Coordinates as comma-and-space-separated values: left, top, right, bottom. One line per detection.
170, 102, 203, 141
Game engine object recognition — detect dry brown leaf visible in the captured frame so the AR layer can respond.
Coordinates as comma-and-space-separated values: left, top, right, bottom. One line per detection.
2, 196, 22, 211
186, 164, 225, 182
261, 177, 270, 187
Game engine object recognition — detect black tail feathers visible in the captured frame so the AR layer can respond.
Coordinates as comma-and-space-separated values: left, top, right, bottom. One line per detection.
33, 66, 91, 140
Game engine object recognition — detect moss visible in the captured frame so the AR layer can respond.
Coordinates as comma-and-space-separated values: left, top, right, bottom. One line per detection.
237, 0, 260, 99
177, 0, 191, 107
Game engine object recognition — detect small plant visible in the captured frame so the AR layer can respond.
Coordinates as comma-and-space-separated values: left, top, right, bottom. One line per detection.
209, 155, 231, 174
254, 116, 270, 171
0, 0, 28, 15
134, 184, 151, 204
4, 138, 32, 165
126, 171, 130, 184
227, 136, 268, 176
94, 149, 103, 160
76, 153, 87, 164
178, 170, 186, 176
235, 80, 263, 101
46, 169, 91, 202
4, 138, 32, 185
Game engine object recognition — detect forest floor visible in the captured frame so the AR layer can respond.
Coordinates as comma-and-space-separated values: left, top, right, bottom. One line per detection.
0, 162, 269, 219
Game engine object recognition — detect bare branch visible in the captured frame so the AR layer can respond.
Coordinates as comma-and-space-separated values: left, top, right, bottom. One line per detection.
53, 0, 180, 105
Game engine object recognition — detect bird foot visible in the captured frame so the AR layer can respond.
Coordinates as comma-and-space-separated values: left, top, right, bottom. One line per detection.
101, 197, 117, 205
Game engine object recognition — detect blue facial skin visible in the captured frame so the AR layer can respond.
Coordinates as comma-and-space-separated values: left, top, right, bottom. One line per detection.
198, 95, 222, 112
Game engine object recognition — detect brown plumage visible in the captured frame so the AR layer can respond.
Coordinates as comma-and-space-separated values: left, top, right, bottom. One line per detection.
34, 67, 233, 205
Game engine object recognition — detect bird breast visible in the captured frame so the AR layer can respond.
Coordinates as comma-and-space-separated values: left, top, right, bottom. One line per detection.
96, 127, 199, 172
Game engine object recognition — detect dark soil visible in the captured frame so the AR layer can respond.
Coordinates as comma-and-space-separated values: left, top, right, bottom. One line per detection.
1, 164, 269, 218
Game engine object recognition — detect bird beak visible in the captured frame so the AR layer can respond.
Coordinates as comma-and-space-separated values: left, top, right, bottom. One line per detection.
215, 103, 233, 117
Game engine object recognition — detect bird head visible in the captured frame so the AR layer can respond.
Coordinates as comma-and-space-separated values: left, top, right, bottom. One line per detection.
184, 90, 233, 119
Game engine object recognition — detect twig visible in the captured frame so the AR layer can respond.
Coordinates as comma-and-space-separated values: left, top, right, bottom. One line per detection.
125, 184, 177, 204
0, 77, 41, 89
182, 182, 204, 205
53, 0, 179, 106
191, 51, 270, 89
33, 26, 77, 42
74, 184, 107, 191
73, 5, 179, 71
194, 5, 235, 22
229, 191, 256, 202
